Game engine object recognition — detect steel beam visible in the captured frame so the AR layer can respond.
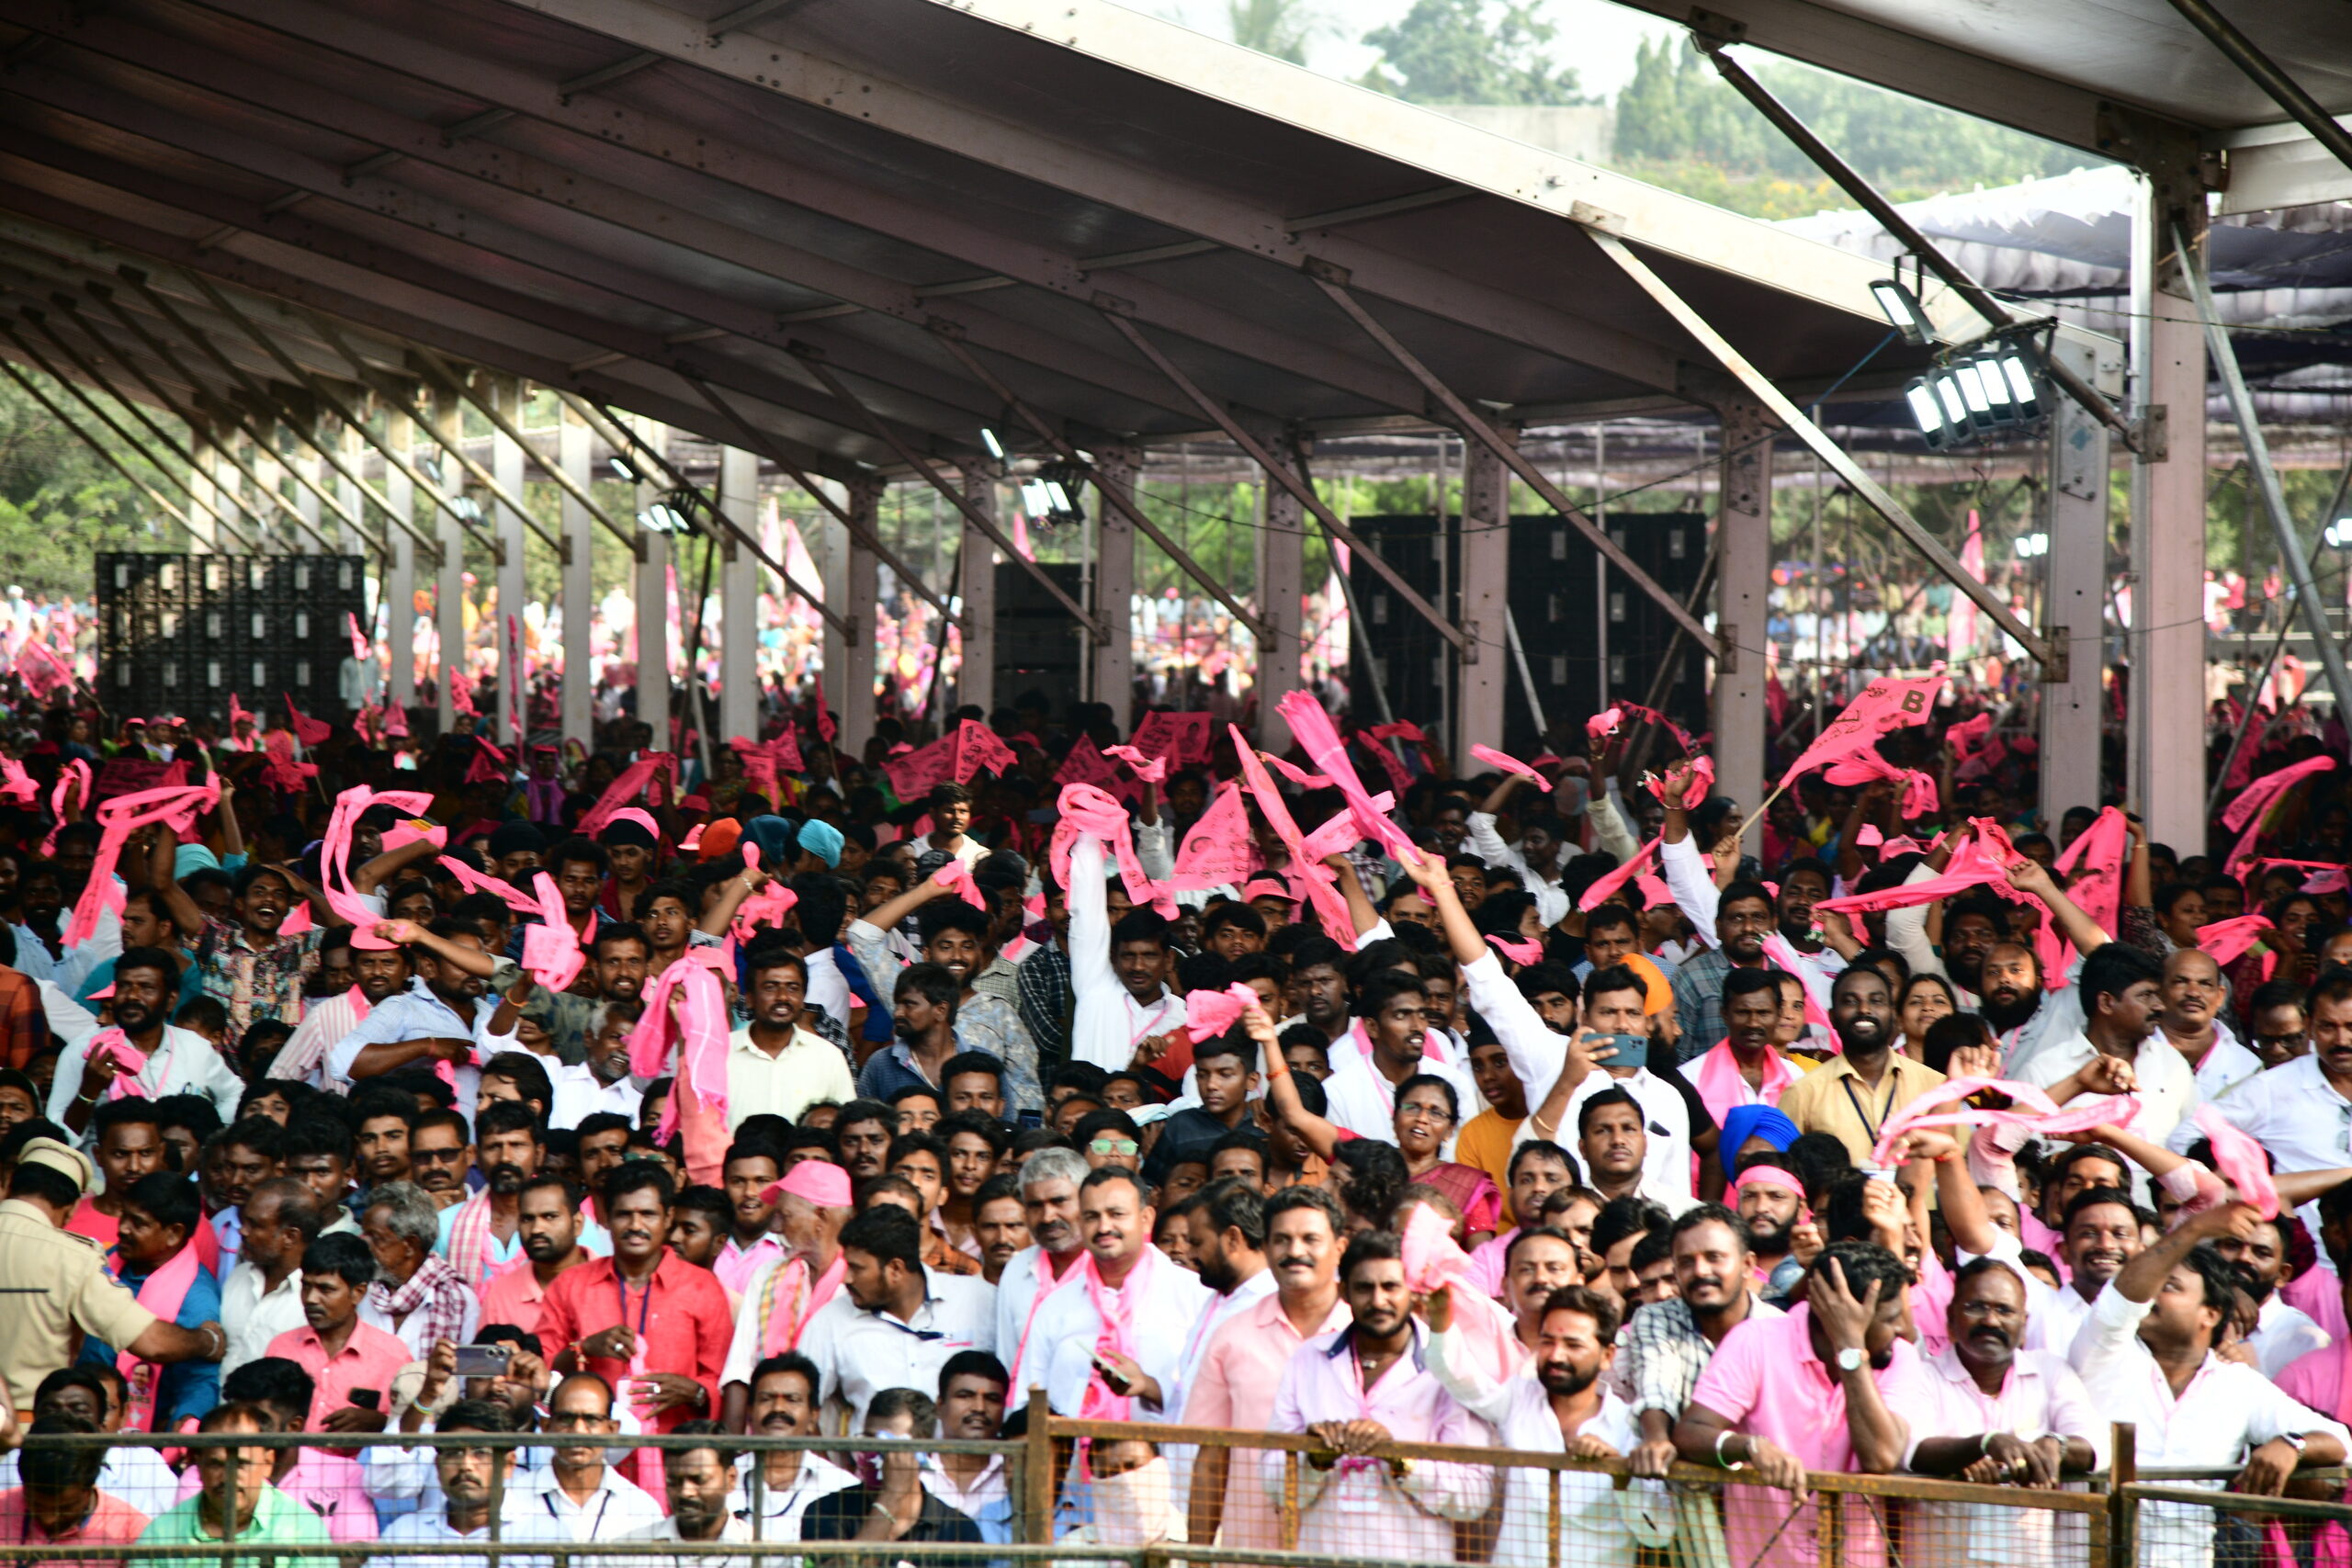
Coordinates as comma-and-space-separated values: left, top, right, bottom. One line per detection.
958, 468, 996, 716
1310, 272, 1719, 656
557, 410, 595, 747
430, 390, 468, 730
926, 331, 1269, 640
558, 390, 851, 637
413, 349, 635, 554
1091, 444, 1139, 728
386, 412, 419, 712
1713, 398, 1772, 824
1457, 432, 1510, 759
2039, 332, 2111, 824
492, 377, 531, 746
1241, 414, 1307, 750
1690, 32, 2134, 450
718, 446, 762, 743
2161, 0, 2352, 184
838, 479, 882, 757
1098, 310, 1463, 651
1584, 228, 2057, 671
787, 351, 1096, 637
632, 416, 672, 749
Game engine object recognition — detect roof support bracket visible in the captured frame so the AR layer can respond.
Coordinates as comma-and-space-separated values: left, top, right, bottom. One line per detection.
922, 326, 1272, 643
1689, 32, 2138, 455
1308, 270, 1723, 658
789, 346, 1099, 639
1094, 309, 1466, 651
1583, 226, 2059, 671
547, 389, 851, 638
2160, 0, 2352, 186
665, 377, 961, 628
2177, 220, 2352, 705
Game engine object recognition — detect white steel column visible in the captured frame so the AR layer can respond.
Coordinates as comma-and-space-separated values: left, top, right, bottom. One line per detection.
294, 449, 322, 558
557, 411, 595, 749
1713, 398, 1773, 827
958, 468, 997, 716
718, 446, 761, 741
1245, 421, 1306, 748
2131, 164, 2210, 851
492, 378, 530, 745
334, 425, 364, 557
432, 392, 467, 730
2040, 331, 2114, 823
839, 478, 881, 758
1458, 428, 1511, 757
384, 418, 418, 714
1091, 445, 1139, 728
632, 417, 671, 750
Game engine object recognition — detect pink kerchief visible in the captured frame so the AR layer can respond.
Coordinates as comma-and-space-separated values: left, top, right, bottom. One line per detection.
1579, 837, 1660, 912
933, 859, 986, 909
1469, 744, 1547, 782
520, 873, 587, 992
2192, 1103, 2279, 1220
1586, 708, 1623, 741
1731, 1165, 1803, 1198
1102, 744, 1167, 784
1645, 756, 1713, 808
1184, 982, 1262, 1044
1486, 933, 1542, 965
2197, 914, 2276, 969
1399, 1201, 1475, 1292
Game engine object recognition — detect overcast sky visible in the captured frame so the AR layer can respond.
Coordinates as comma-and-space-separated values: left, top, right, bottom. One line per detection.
1148, 0, 1682, 98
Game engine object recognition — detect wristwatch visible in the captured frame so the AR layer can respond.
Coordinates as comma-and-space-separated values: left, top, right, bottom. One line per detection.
1835, 1347, 1866, 1372
2279, 1432, 2310, 1454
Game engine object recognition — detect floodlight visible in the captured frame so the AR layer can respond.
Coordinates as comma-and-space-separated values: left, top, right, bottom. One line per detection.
2014, 532, 2049, 560
1932, 369, 1968, 428
608, 457, 635, 480
1998, 352, 2041, 420
1871, 278, 1934, 346
2326, 517, 2352, 550
980, 427, 1006, 462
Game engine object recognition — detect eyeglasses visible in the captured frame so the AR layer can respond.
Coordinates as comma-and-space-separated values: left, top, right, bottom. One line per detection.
1088, 1139, 1139, 1157
545, 1413, 612, 1432
410, 1146, 466, 1165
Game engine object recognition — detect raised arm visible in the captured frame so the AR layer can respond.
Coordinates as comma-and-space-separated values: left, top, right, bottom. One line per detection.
149, 826, 205, 940
2004, 858, 2109, 957
352, 832, 441, 896
1249, 1003, 1342, 1163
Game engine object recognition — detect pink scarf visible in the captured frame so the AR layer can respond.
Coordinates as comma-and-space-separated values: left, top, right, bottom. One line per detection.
757, 1252, 849, 1358
1074, 1247, 1151, 1421
117, 1240, 200, 1430
84, 1029, 166, 1101
1048, 784, 1174, 918
578, 754, 679, 836
628, 949, 733, 1185
1691, 1037, 1803, 1129
1227, 729, 1356, 948
446, 1188, 498, 1292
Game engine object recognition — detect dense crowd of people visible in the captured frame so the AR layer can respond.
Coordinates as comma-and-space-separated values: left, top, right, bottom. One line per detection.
0, 682, 2342, 1568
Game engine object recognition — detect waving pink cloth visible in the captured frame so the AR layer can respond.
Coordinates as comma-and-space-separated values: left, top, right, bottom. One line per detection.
1780, 675, 1944, 786
1049, 784, 1174, 919
2191, 1103, 2280, 1220
730, 845, 800, 943
2197, 914, 2278, 969
0, 756, 36, 807
521, 873, 587, 992
65, 780, 220, 946
1586, 707, 1624, 741
40, 759, 90, 855
1579, 836, 1660, 912
1278, 691, 1419, 863
628, 948, 733, 1185
1945, 713, 1993, 762
1815, 825, 2013, 918
1823, 750, 1939, 818
577, 754, 678, 836
1102, 744, 1167, 784
322, 786, 435, 950
933, 859, 986, 910
2223, 756, 2339, 874
1227, 728, 1355, 948
1645, 755, 1713, 808
1399, 1201, 1475, 1292
1260, 753, 1330, 790
1184, 982, 1262, 1044
1485, 934, 1542, 965
260, 731, 315, 795
1615, 702, 1696, 751
1470, 744, 1547, 782
1170, 783, 1256, 891
1868, 1076, 2138, 1169
436, 855, 539, 917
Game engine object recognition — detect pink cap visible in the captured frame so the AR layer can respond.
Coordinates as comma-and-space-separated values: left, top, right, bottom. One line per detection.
1241, 878, 1294, 903
766, 1159, 853, 1209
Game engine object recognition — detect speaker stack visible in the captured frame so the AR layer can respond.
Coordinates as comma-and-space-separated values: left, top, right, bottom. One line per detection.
96, 553, 367, 720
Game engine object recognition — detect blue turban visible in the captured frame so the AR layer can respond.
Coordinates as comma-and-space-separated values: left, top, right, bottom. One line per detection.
1719, 1104, 1800, 1157
796, 818, 844, 869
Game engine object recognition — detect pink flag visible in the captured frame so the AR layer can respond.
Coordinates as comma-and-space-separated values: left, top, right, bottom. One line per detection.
1579, 836, 1661, 912
1228, 723, 1357, 949
1945, 712, 1992, 762
1823, 749, 1939, 818
1486, 933, 1542, 965
284, 695, 332, 747
1131, 711, 1213, 767
520, 873, 587, 991
2222, 755, 2338, 874
2196, 914, 2276, 969
2052, 807, 2130, 939
1102, 744, 1167, 784
1260, 753, 1330, 790
1277, 691, 1417, 864
884, 734, 956, 800
1470, 744, 1547, 782
577, 754, 679, 836
1171, 783, 1256, 891
2191, 1103, 2279, 1219
950, 719, 1018, 783
1779, 675, 1945, 787
1184, 982, 1261, 1044
1053, 736, 1125, 791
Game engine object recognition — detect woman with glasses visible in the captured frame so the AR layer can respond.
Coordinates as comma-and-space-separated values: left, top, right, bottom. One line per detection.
1264, 1055, 1500, 1246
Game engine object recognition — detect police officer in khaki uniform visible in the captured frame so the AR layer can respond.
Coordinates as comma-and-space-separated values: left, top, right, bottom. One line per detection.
0, 1136, 223, 1422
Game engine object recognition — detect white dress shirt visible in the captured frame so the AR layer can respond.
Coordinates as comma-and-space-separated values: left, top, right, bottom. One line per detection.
2015, 1030, 2198, 1146
1320, 1041, 1478, 1145
994, 1245, 1084, 1396
373, 1504, 571, 1568
1560, 1066, 1694, 1208
548, 1060, 643, 1131
803, 947, 852, 1031
325, 978, 521, 1117
511, 1463, 667, 1541
2250, 1293, 2333, 1379
731, 1451, 860, 1539
2195, 1053, 2352, 1173
220, 1258, 309, 1379
723, 1025, 855, 1129
798, 1264, 995, 1430
2071, 1281, 2348, 1568
2173, 1023, 2264, 1104
41, 1009, 245, 1124
1065, 834, 1185, 1071
1464, 812, 1572, 929
1014, 1244, 1211, 1422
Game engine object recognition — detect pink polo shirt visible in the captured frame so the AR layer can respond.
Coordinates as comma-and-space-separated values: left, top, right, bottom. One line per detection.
481, 1259, 552, 1339
1182, 1291, 1350, 1551
1688, 1303, 1931, 1568
265, 1317, 413, 1427
0, 1486, 148, 1567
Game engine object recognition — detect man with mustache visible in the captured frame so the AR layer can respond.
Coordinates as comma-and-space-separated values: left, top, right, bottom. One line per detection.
1731, 1165, 1803, 1286
718, 1158, 856, 1429
437, 1100, 556, 1292
269, 935, 414, 1092
512, 1371, 665, 1539
374, 1398, 569, 1564
1777, 965, 1949, 1166
2018, 941, 2194, 1144
481, 1174, 592, 1340
1899, 1260, 2104, 1566
2037, 1186, 2143, 1356
1012, 1166, 1205, 1423
1654, 759, 1787, 1056
541, 1163, 731, 1495
1626, 1204, 1783, 1479
2217, 1214, 2331, 1377
1428, 1279, 1645, 1568
48, 949, 245, 1133
2155, 949, 2264, 1100
330, 919, 525, 1119
996, 1146, 1091, 1396
733, 1351, 859, 1535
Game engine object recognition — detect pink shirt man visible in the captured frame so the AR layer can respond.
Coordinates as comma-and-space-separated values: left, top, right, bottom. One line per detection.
1687, 1303, 1930, 1568
715, 1235, 786, 1299
1892, 1344, 2106, 1568
264, 1318, 413, 1429
480, 1259, 557, 1340
1183, 1291, 1350, 1549
1263, 1325, 1495, 1562
0, 1487, 148, 1567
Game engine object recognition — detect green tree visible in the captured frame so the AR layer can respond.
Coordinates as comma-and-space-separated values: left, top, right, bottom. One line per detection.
1357, 0, 1589, 106
1609, 38, 2089, 216
1227, 0, 1316, 63
0, 370, 189, 594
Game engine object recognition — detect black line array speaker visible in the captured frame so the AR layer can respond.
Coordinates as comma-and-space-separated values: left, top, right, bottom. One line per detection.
1347, 513, 1711, 752
992, 559, 1084, 717
96, 552, 367, 720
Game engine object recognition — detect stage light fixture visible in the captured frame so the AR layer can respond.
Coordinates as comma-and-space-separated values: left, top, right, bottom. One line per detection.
1871, 277, 1934, 346
980, 427, 1007, 462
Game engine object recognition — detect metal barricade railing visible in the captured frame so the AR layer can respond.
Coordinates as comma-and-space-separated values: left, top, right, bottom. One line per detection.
2109, 1422, 2352, 1568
